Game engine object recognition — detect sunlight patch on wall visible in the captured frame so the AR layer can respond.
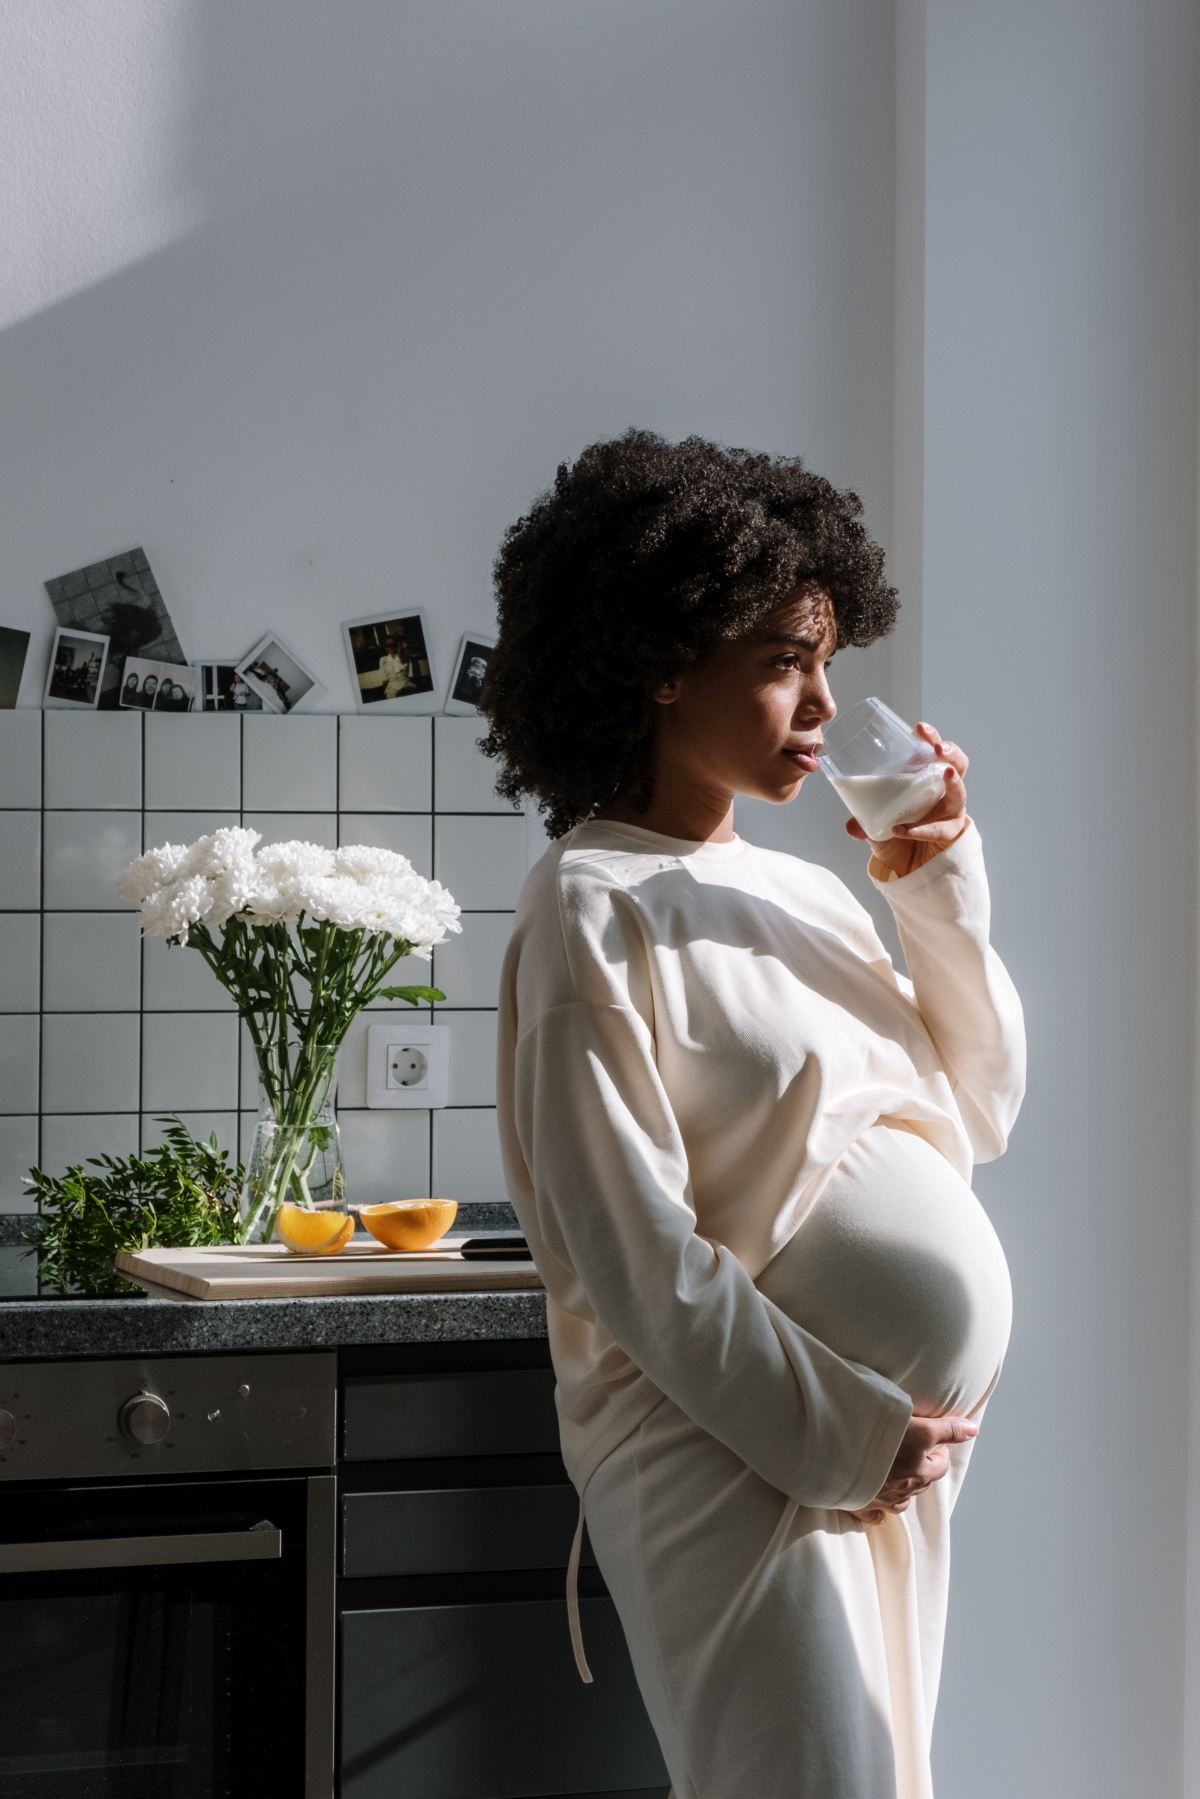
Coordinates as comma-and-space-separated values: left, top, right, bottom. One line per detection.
0, 0, 202, 332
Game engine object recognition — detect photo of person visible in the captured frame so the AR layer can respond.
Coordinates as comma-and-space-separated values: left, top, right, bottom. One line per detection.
43, 628, 109, 710
44, 548, 186, 710
196, 662, 264, 712
342, 609, 437, 713
235, 634, 323, 714
155, 669, 197, 712
121, 659, 160, 710
445, 630, 497, 715
119, 656, 198, 712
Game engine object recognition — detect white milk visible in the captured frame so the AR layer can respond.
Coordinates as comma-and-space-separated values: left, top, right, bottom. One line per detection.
826, 766, 945, 840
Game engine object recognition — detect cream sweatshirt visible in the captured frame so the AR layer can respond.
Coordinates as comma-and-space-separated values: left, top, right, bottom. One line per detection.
496, 818, 1025, 1510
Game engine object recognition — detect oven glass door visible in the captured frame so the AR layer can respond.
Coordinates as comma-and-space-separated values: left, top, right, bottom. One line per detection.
0, 1474, 308, 1799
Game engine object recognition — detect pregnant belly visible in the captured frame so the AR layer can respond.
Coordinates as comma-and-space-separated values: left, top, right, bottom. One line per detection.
756, 1123, 1012, 1417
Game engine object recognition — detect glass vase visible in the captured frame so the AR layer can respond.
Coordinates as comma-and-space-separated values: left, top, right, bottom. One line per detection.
242, 1043, 346, 1245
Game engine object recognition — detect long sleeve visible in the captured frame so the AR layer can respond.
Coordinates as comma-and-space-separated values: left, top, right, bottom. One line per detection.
872, 822, 1025, 1162
510, 994, 912, 1510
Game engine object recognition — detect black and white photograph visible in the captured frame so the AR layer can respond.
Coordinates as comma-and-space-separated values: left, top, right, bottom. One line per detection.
119, 657, 198, 712
196, 661, 264, 712
43, 627, 108, 710
236, 634, 323, 713
342, 609, 436, 713
444, 630, 497, 715
152, 664, 197, 712
44, 548, 186, 710
0, 625, 30, 708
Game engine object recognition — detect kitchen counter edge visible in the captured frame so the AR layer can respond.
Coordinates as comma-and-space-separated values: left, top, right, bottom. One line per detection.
0, 1288, 549, 1361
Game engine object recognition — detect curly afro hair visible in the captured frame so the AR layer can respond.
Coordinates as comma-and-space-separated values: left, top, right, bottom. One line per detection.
478, 429, 897, 837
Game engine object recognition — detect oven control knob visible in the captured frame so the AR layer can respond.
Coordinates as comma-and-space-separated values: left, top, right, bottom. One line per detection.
119, 1393, 171, 1445
0, 1409, 15, 1448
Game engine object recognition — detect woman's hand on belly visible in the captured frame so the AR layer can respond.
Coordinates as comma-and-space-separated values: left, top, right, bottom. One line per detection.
850, 1412, 978, 1526
847, 721, 969, 879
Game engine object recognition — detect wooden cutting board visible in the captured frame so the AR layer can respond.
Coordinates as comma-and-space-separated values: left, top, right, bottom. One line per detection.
115, 1238, 544, 1302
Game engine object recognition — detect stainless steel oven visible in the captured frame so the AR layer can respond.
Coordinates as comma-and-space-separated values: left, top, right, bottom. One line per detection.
0, 1353, 337, 1799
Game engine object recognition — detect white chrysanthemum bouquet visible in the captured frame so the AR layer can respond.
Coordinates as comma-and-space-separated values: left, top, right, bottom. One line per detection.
119, 828, 461, 1243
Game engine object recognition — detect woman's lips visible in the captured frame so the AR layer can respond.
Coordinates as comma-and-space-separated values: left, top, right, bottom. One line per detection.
786, 742, 823, 775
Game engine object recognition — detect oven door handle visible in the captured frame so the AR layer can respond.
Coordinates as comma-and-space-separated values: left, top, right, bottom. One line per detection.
0, 1520, 282, 1573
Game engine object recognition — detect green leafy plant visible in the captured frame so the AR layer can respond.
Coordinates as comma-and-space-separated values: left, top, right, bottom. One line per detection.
24, 1120, 247, 1297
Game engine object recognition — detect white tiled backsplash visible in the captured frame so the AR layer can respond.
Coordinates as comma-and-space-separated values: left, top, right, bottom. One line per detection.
0, 709, 548, 1215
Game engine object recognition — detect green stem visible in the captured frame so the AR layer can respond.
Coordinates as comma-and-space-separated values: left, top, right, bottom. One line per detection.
175, 911, 428, 1241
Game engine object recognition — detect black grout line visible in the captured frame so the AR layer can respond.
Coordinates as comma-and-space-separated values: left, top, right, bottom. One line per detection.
328, 714, 343, 1138
429, 713, 437, 873
236, 711, 244, 1149
137, 711, 145, 1154
35, 710, 44, 1193
429, 714, 437, 1192
341, 1104, 497, 1113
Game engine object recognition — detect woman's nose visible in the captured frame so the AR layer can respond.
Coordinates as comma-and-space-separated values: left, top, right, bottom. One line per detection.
806, 680, 836, 725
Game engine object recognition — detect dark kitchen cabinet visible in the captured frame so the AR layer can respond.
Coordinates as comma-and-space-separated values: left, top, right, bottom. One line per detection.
342, 1367, 561, 1462
342, 1482, 595, 1579
341, 1598, 666, 1799
336, 1343, 669, 1799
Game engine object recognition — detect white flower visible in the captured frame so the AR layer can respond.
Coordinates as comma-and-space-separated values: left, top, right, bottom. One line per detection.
255, 840, 337, 883
117, 842, 191, 903
180, 826, 262, 880
120, 832, 461, 948
139, 874, 212, 940
234, 879, 294, 926
289, 865, 462, 950
333, 845, 415, 884
202, 867, 257, 928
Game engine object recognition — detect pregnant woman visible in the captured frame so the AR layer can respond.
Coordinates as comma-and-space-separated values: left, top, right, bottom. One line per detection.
484, 432, 1024, 1799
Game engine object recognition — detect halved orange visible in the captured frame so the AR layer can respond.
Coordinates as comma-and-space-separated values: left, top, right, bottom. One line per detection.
358, 1198, 458, 1252
275, 1203, 355, 1255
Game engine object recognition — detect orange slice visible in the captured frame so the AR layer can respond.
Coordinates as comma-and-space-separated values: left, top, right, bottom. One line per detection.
358, 1198, 458, 1252
275, 1203, 355, 1255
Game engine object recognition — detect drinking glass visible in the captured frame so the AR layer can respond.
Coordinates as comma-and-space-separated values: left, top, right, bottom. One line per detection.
816, 697, 946, 839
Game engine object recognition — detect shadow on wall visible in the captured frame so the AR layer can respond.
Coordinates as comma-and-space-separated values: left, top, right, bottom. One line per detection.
1, 0, 899, 718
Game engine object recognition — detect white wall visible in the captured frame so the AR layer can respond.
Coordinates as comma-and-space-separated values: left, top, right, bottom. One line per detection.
0, 0, 896, 728
919, 5, 1198, 1796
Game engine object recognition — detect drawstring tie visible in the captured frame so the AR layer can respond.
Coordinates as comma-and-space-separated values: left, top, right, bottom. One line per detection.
566, 1493, 594, 1683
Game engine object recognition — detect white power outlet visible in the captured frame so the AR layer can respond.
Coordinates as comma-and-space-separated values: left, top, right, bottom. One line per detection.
388, 1045, 429, 1090
367, 1021, 449, 1108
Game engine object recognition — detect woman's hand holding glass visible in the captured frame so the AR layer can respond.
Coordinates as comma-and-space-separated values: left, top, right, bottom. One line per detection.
847, 722, 970, 879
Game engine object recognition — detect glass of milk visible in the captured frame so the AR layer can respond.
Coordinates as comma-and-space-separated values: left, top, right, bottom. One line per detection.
816, 697, 947, 839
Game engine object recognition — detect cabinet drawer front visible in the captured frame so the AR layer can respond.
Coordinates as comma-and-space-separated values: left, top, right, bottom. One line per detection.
342, 1368, 560, 1461
340, 1597, 669, 1798
342, 1483, 595, 1577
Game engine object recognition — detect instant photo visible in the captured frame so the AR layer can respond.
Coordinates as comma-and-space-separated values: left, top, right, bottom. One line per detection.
445, 630, 497, 715
0, 625, 31, 708
44, 628, 108, 710
45, 548, 187, 709
342, 609, 436, 714
119, 658, 198, 713
235, 635, 323, 714
196, 661, 264, 712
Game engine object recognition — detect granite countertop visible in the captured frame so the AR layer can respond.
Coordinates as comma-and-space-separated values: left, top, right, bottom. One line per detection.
0, 1287, 548, 1361
0, 1201, 550, 1361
